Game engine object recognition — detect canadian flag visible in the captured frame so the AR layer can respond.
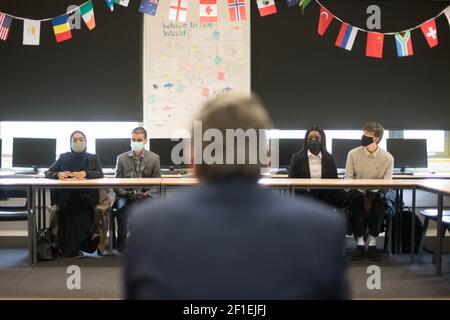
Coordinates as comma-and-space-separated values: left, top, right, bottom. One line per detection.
420, 19, 438, 48
200, 0, 218, 23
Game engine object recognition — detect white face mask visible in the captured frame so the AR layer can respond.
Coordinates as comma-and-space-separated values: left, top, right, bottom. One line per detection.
131, 141, 145, 153
71, 141, 86, 153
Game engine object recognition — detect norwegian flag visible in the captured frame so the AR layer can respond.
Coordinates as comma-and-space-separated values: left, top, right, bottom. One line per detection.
227, 0, 247, 22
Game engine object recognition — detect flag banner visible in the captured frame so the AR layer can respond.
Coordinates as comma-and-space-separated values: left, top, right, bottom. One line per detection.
23, 19, 40, 45
169, 0, 189, 22
366, 32, 384, 58
335, 23, 358, 51
257, 0, 277, 17
228, 0, 246, 22
395, 31, 413, 57
318, 6, 333, 36
114, 0, 130, 7
420, 19, 438, 48
139, 0, 159, 16
444, 6, 450, 26
286, 0, 299, 7
299, 0, 312, 13
52, 15, 72, 43
80, 0, 96, 30
105, 0, 114, 11
200, 0, 217, 23
0, 12, 13, 41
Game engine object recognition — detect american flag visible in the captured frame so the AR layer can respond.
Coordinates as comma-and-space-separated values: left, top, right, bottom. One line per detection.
227, 0, 246, 22
0, 12, 13, 41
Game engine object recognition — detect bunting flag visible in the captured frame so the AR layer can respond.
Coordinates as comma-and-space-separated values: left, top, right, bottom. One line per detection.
299, 0, 312, 13
51, 15, 72, 43
168, 0, 189, 22
228, 0, 246, 22
420, 19, 438, 48
257, 0, 277, 17
318, 6, 333, 36
114, 0, 130, 6
444, 6, 450, 26
0, 13, 13, 41
335, 23, 358, 51
105, 0, 114, 11
200, 0, 217, 23
286, 0, 299, 7
23, 19, 40, 45
80, 0, 96, 31
366, 32, 384, 58
139, 0, 159, 16
395, 31, 413, 57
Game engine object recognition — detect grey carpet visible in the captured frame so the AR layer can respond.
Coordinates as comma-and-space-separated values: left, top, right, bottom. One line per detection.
0, 237, 449, 299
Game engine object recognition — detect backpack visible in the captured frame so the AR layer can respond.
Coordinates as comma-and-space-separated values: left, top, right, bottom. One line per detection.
391, 207, 423, 254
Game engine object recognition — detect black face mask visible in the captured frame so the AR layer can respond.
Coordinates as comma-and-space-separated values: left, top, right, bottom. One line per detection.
307, 140, 322, 155
361, 135, 374, 147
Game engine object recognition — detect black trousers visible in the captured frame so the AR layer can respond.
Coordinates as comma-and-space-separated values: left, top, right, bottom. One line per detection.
350, 194, 386, 238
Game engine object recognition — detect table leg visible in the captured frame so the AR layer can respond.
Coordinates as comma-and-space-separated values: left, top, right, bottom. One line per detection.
43, 189, 47, 229
27, 186, 33, 265
31, 186, 37, 265
436, 193, 443, 276
411, 187, 416, 262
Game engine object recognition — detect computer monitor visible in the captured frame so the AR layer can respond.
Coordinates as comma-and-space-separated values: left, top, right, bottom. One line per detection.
12, 138, 56, 171
331, 139, 361, 169
95, 138, 131, 169
387, 139, 428, 170
149, 138, 191, 170
272, 138, 304, 169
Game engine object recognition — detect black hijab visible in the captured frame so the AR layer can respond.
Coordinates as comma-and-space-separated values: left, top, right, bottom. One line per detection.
60, 130, 88, 172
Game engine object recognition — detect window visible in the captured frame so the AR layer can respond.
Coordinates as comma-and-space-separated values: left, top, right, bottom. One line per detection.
403, 130, 448, 158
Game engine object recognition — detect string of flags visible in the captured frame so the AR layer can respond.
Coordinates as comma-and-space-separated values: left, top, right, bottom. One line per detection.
0, 0, 448, 58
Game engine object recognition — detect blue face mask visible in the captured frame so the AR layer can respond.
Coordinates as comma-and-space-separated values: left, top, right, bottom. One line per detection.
131, 141, 145, 153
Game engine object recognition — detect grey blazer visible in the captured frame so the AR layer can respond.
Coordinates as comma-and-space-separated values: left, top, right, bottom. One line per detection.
115, 150, 161, 196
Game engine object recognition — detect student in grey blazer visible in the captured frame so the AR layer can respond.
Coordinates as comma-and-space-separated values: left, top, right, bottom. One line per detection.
114, 127, 161, 252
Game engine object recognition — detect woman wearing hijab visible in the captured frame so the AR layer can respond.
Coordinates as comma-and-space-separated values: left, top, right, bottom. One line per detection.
288, 126, 339, 205
45, 131, 104, 257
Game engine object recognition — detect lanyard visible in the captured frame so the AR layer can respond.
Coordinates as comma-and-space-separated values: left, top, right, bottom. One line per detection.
133, 158, 142, 179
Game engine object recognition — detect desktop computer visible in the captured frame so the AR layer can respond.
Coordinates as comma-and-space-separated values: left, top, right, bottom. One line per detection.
95, 138, 131, 170
149, 138, 191, 174
12, 138, 57, 173
387, 139, 428, 174
270, 138, 304, 173
331, 139, 361, 169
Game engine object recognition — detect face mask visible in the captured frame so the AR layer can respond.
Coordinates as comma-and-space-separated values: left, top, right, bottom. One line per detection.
131, 142, 145, 153
361, 135, 374, 147
307, 140, 322, 155
71, 141, 86, 153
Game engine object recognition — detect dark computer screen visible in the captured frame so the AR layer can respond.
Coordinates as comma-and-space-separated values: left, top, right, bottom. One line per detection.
12, 138, 56, 169
95, 138, 131, 169
149, 138, 191, 169
275, 139, 305, 168
387, 139, 428, 169
0, 139, 2, 168
332, 139, 362, 169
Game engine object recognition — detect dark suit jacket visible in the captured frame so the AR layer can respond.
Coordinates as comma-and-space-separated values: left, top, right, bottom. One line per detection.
45, 153, 104, 180
288, 149, 342, 205
125, 178, 348, 300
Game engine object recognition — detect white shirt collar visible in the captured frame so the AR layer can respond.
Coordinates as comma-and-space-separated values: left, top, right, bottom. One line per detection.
307, 150, 322, 158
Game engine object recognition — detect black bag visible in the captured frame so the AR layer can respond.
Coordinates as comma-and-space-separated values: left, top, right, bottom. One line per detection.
391, 207, 422, 254
36, 228, 58, 261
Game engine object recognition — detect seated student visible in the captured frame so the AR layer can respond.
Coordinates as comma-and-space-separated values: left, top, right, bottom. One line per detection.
114, 127, 161, 252
125, 93, 348, 300
45, 131, 104, 257
288, 126, 339, 205
346, 122, 394, 261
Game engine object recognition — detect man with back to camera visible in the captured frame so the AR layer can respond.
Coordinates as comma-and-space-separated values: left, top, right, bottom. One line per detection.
124, 92, 349, 299
345, 122, 394, 261
114, 127, 161, 252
